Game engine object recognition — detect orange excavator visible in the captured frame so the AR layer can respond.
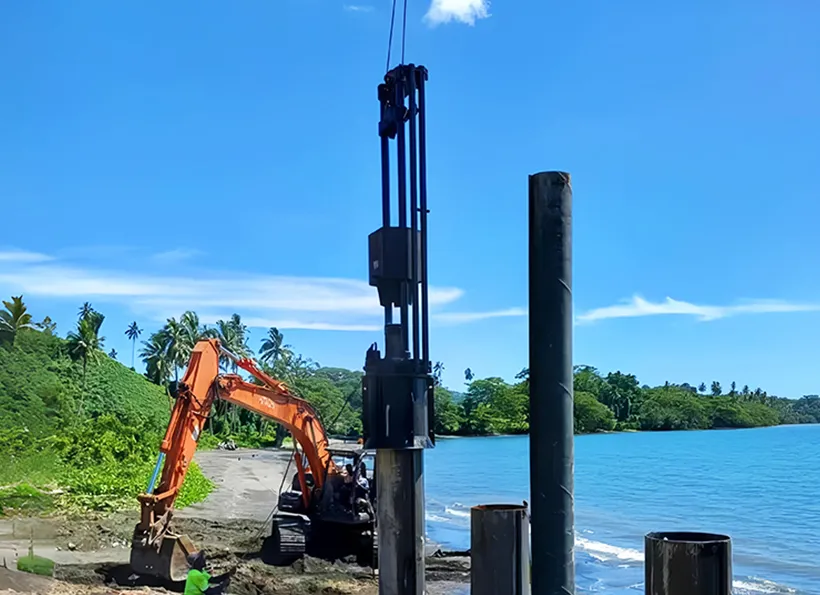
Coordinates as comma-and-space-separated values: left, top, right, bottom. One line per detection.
129, 339, 377, 582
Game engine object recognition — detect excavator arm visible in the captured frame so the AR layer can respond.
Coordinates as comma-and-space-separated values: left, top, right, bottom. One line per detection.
130, 339, 335, 581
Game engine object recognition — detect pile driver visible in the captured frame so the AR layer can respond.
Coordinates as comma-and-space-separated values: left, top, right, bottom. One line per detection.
362, 63, 436, 595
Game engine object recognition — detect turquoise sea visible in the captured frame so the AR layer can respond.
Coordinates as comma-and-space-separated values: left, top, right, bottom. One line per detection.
424, 425, 820, 594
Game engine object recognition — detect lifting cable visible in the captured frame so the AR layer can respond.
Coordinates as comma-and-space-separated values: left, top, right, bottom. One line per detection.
385, 0, 410, 72
327, 387, 358, 431
401, 0, 408, 64
243, 440, 298, 554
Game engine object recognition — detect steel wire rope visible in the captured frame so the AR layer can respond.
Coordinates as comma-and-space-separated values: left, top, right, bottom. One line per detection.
241, 440, 298, 558
385, 0, 398, 72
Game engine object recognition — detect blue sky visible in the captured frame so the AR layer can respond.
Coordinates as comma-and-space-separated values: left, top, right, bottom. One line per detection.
2, 1, 819, 397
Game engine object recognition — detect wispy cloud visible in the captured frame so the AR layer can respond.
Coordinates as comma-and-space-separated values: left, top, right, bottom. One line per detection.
152, 248, 203, 264
344, 4, 374, 12
202, 315, 381, 333
577, 295, 820, 324
0, 254, 478, 331
434, 307, 526, 324
424, 0, 490, 26
0, 249, 53, 263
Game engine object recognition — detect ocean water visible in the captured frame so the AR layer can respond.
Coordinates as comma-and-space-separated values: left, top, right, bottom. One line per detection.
424, 425, 820, 594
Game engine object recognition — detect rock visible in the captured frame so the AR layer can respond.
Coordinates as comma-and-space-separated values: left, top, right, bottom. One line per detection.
67, 542, 76, 551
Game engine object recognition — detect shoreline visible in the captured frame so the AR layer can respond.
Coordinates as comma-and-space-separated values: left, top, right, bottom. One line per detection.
431, 421, 802, 440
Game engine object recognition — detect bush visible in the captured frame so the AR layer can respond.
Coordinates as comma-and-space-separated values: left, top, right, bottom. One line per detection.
0, 416, 214, 514
17, 554, 55, 577
575, 391, 616, 433
638, 388, 710, 431
0, 484, 55, 516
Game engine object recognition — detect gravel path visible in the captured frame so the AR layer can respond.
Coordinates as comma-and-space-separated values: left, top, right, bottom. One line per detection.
179, 448, 294, 522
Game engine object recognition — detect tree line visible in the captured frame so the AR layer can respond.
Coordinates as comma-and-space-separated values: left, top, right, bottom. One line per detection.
4, 295, 820, 442
434, 365, 820, 435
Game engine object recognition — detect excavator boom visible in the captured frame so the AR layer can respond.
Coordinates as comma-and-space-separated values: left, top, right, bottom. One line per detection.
130, 339, 335, 581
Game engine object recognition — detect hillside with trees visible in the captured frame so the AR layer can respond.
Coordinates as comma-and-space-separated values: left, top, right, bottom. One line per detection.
0, 297, 211, 515
3, 294, 820, 515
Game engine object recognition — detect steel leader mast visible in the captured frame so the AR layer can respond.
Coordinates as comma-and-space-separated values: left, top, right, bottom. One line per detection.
362, 64, 435, 595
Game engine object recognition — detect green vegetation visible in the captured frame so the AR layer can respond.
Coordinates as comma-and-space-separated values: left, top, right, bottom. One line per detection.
3, 294, 820, 517
17, 554, 55, 577
438, 365, 820, 435
16, 537, 55, 577
135, 305, 820, 439
139, 312, 364, 445
0, 298, 212, 516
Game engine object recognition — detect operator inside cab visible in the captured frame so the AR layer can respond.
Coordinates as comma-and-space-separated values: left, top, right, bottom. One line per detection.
184, 551, 234, 595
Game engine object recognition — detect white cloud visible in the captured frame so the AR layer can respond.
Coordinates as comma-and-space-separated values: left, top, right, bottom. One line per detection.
343, 4, 374, 12
577, 295, 820, 324
152, 248, 203, 264
0, 249, 53, 263
434, 307, 525, 324
424, 0, 490, 26
205, 315, 381, 332
0, 258, 467, 331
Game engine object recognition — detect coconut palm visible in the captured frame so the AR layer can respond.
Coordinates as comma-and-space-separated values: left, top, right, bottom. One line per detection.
140, 331, 172, 387
78, 302, 94, 320
35, 316, 57, 336
210, 314, 251, 433
109, 348, 118, 359
214, 314, 250, 372
229, 314, 250, 354
433, 361, 445, 386
66, 310, 106, 415
179, 311, 206, 362
0, 295, 34, 346
162, 318, 187, 381
125, 321, 142, 369
259, 327, 291, 366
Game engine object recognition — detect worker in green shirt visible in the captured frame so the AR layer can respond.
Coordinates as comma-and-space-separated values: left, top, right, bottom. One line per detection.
184, 551, 233, 595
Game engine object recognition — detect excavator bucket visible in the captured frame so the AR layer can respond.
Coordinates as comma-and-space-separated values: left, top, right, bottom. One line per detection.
130, 530, 198, 583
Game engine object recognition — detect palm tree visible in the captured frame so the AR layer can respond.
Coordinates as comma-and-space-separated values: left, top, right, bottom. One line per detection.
259, 327, 291, 366
162, 318, 187, 381
125, 321, 142, 369
229, 314, 250, 354
35, 316, 57, 336
109, 348, 118, 359
214, 314, 250, 372
66, 310, 106, 415
179, 311, 206, 362
140, 331, 173, 387
211, 314, 251, 433
0, 295, 34, 346
78, 302, 94, 320
432, 361, 445, 386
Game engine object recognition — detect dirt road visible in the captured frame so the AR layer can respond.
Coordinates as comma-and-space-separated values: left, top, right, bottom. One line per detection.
0, 447, 470, 594
180, 448, 293, 522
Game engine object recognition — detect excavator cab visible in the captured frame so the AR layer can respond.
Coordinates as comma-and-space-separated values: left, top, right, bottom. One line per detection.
322, 447, 376, 521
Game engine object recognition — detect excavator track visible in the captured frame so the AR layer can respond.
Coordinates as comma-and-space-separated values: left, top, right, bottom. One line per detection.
358, 526, 378, 569
262, 514, 309, 565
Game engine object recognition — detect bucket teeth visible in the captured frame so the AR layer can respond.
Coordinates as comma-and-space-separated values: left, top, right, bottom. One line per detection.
130, 530, 198, 583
